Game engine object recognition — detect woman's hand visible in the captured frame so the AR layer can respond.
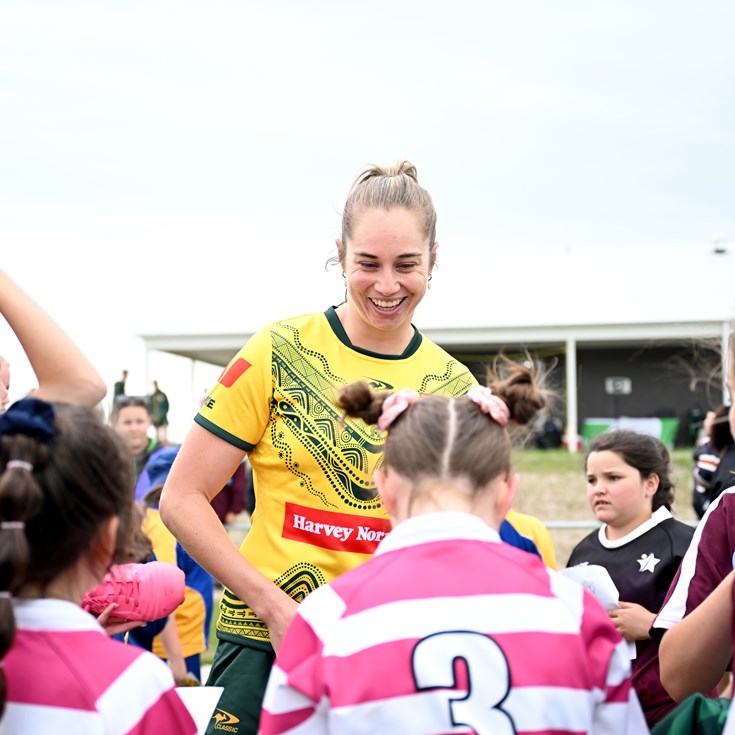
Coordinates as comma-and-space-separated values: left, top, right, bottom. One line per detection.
609, 601, 656, 641
96, 602, 146, 637
265, 595, 300, 653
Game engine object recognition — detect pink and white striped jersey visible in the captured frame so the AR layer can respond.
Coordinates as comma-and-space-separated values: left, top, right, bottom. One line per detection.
2, 597, 196, 735
260, 513, 647, 735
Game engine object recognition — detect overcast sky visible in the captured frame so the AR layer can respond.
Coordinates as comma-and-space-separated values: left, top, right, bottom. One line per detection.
2, 0, 734, 438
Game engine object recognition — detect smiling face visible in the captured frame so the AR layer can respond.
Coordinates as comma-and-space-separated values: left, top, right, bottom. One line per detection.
585, 449, 659, 540
338, 207, 435, 353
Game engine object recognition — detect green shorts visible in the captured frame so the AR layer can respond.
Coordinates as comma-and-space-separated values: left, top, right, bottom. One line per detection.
205, 639, 275, 735
650, 694, 730, 735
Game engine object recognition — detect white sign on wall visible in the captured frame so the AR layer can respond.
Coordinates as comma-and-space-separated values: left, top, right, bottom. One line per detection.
605, 376, 632, 395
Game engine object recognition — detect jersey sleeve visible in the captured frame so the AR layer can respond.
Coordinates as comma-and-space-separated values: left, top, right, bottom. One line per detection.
196, 327, 274, 451
653, 490, 735, 638
591, 642, 649, 734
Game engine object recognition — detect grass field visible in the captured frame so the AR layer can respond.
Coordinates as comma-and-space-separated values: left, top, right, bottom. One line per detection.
204, 445, 698, 664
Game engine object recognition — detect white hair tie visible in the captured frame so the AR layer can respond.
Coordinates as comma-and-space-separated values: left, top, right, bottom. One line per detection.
1, 521, 25, 531
6, 460, 33, 472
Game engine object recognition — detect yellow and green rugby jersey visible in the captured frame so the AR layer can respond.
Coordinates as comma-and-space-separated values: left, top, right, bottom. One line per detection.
196, 307, 477, 647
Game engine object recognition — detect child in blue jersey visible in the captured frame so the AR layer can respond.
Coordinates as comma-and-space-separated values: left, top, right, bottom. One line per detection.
143, 446, 214, 683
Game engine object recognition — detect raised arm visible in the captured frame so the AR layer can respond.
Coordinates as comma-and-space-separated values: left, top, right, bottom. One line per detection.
0, 268, 106, 406
159, 424, 298, 651
659, 569, 734, 702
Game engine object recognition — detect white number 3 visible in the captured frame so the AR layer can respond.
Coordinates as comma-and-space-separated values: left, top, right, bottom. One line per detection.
412, 631, 516, 735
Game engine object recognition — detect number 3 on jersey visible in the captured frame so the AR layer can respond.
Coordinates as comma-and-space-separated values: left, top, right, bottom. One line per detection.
412, 631, 515, 735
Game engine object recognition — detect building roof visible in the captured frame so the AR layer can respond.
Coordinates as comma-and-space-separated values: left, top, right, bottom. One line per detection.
142, 243, 735, 366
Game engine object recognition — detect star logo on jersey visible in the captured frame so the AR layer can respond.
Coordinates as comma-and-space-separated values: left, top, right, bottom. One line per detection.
637, 553, 661, 573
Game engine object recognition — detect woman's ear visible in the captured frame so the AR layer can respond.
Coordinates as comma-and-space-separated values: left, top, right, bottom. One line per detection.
430, 242, 439, 269
91, 516, 119, 570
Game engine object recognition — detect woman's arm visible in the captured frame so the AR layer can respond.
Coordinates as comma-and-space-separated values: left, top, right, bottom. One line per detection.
659, 569, 734, 702
0, 268, 106, 406
160, 424, 298, 651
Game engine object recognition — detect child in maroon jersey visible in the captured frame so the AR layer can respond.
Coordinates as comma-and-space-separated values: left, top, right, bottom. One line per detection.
653, 334, 735, 710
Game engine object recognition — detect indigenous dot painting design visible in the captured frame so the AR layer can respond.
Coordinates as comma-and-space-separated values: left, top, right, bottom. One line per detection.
217, 563, 326, 641
269, 323, 474, 510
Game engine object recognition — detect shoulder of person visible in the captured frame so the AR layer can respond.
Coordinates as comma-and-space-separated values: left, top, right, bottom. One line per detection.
567, 531, 601, 564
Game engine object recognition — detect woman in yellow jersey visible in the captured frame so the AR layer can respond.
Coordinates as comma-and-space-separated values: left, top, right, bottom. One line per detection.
160, 162, 476, 734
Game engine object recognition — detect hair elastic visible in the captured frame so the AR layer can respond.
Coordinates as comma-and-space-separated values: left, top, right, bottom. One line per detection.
0, 521, 25, 531
6, 459, 33, 472
0, 397, 55, 444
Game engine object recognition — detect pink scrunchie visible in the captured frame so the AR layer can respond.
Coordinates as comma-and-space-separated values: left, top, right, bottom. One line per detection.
467, 386, 510, 427
377, 388, 420, 433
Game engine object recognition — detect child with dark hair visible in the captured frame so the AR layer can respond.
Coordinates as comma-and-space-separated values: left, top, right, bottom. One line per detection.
567, 429, 695, 727
260, 362, 647, 734
0, 268, 194, 732
703, 403, 735, 507
0, 401, 195, 732
692, 409, 721, 518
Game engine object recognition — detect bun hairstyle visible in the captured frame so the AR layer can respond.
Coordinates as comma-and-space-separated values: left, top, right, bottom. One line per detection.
585, 429, 676, 512
340, 160, 438, 262
0, 401, 145, 716
338, 360, 546, 493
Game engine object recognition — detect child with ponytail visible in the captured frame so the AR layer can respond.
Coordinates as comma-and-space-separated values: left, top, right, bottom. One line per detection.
260, 361, 647, 734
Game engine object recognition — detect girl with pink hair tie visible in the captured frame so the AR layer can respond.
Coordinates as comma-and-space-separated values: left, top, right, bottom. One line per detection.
260, 360, 648, 735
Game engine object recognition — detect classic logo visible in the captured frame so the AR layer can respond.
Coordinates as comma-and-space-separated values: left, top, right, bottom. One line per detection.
282, 502, 391, 554
362, 377, 394, 391
212, 708, 240, 732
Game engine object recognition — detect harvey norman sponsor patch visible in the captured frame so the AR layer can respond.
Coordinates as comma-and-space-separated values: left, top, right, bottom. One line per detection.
283, 502, 391, 554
